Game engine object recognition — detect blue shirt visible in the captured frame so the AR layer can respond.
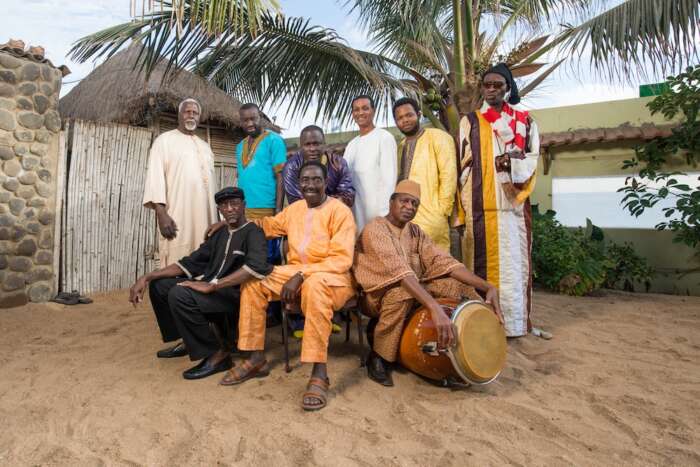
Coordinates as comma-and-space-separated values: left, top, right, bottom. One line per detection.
235, 130, 287, 209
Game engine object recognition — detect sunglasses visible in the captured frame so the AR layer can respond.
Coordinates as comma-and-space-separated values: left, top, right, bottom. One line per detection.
482, 81, 506, 90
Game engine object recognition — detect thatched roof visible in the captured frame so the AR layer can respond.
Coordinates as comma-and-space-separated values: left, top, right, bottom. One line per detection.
59, 44, 273, 129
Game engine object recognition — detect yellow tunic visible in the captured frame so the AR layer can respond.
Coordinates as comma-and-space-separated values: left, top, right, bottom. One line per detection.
238, 197, 357, 363
397, 128, 457, 252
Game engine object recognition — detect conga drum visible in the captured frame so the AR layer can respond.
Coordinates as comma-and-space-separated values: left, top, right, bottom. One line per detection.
398, 299, 507, 385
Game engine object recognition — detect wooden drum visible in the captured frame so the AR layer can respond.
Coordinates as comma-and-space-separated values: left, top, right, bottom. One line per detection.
398, 299, 507, 385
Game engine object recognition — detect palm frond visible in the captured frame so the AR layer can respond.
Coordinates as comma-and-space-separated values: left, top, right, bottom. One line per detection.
559, 0, 700, 78
519, 59, 564, 97
130, 0, 280, 36
345, 0, 453, 73
480, 0, 594, 29
194, 14, 417, 124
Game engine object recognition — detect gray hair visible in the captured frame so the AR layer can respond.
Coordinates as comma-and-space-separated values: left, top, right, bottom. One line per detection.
178, 98, 201, 114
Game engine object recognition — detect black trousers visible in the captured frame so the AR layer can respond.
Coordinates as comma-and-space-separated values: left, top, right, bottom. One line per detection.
149, 278, 238, 361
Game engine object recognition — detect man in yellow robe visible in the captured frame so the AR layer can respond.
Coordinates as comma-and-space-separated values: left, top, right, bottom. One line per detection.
219, 160, 356, 412
393, 97, 457, 252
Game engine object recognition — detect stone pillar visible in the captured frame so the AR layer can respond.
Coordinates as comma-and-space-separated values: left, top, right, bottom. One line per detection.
0, 40, 66, 307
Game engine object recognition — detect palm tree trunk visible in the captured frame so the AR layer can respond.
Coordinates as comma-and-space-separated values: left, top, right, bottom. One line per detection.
452, 0, 467, 89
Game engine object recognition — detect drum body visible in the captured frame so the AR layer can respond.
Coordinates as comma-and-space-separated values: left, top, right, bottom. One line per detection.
398, 299, 507, 384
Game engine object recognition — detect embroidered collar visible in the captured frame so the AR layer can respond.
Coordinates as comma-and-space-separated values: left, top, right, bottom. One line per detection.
241, 131, 269, 168
227, 221, 251, 234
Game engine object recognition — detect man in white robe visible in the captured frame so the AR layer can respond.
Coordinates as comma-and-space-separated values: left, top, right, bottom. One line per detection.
344, 95, 397, 233
143, 98, 218, 271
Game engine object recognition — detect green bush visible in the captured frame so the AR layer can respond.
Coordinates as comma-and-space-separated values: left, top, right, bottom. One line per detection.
603, 242, 653, 292
532, 206, 653, 296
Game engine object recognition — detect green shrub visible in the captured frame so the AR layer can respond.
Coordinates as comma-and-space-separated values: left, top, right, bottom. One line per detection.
603, 242, 653, 292
532, 206, 653, 296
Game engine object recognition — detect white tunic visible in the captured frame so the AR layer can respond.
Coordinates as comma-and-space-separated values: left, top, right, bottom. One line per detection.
344, 128, 398, 233
143, 129, 218, 267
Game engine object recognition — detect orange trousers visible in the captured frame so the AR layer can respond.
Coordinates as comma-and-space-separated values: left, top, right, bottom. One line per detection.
238, 265, 355, 363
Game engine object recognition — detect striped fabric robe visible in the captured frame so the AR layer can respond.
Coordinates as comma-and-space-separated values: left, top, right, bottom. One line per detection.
457, 106, 540, 337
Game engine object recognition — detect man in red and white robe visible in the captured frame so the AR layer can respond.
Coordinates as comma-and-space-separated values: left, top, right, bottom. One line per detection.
455, 63, 540, 337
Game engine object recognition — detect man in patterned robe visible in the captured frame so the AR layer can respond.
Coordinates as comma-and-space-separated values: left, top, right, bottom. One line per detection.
353, 180, 502, 387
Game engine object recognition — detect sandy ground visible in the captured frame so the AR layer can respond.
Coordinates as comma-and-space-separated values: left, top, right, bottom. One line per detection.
0, 289, 698, 466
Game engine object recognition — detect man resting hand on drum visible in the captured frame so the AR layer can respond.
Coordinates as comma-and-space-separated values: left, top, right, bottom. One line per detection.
353, 180, 503, 386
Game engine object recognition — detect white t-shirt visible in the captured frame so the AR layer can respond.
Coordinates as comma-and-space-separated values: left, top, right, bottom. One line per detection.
344, 128, 398, 234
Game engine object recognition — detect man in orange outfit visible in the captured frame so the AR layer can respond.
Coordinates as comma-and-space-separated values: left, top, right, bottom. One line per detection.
219, 160, 356, 412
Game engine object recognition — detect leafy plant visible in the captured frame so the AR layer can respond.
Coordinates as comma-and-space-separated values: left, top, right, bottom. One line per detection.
532, 207, 653, 296
603, 242, 653, 292
619, 65, 700, 249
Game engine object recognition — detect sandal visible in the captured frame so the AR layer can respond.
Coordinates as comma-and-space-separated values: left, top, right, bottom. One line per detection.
302, 377, 329, 411
219, 359, 270, 386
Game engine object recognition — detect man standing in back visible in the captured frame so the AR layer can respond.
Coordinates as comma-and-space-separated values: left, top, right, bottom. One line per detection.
143, 98, 218, 357
393, 97, 457, 252
235, 103, 287, 217
282, 125, 355, 207
343, 95, 397, 233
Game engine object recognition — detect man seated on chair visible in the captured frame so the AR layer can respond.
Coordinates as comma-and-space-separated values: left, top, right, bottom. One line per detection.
128, 187, 272, 380
220, 160, 356, 412
352, 180, 504, 387
281, 124, 355, 338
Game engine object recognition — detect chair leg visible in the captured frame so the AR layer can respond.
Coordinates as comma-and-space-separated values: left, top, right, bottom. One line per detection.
282, 309, 291, 373
356, 310, 365, 367
345, 310, 351, 342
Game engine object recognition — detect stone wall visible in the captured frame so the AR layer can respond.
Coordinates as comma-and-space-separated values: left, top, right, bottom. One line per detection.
0, 44, 64, 307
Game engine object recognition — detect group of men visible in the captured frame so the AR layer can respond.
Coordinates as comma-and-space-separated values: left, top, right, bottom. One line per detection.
129, 63, 540, 411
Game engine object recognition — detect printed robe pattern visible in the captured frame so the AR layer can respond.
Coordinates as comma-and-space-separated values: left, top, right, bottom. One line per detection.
457, 110, 540, 337
353, 217, 478, 361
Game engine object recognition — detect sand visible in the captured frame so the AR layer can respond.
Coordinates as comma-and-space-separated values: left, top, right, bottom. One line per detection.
0, 289, 698, 466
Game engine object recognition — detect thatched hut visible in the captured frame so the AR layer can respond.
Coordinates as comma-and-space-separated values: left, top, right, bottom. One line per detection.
55, 44, 282, 296
59, 43, 277, 168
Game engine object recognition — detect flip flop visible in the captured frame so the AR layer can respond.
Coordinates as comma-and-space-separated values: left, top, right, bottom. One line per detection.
302, 377, 329, 411
219, 359, 270, 386
531, 327, 553, 340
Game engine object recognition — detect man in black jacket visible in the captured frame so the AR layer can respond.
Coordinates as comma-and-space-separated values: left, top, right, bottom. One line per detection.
129, 187, 272, 380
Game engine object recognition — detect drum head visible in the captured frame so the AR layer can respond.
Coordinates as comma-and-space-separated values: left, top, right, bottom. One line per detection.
451, 301, 507, 384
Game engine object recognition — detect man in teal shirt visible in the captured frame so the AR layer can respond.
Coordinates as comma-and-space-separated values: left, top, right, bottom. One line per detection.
235, 103, 287, 217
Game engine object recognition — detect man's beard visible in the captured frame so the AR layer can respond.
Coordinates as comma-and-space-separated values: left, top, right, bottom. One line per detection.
402, 122, 420, 137
184, 120, 197, 131
246, 126, 261, 137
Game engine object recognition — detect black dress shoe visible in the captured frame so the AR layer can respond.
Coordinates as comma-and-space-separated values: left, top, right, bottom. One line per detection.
183, 356, 233, 380
366, 351, 394, 387
156, 342, 187, 358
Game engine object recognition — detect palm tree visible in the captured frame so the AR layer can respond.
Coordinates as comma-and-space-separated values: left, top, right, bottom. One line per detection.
128, 0, 279, 35
71, 0, 699, 135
